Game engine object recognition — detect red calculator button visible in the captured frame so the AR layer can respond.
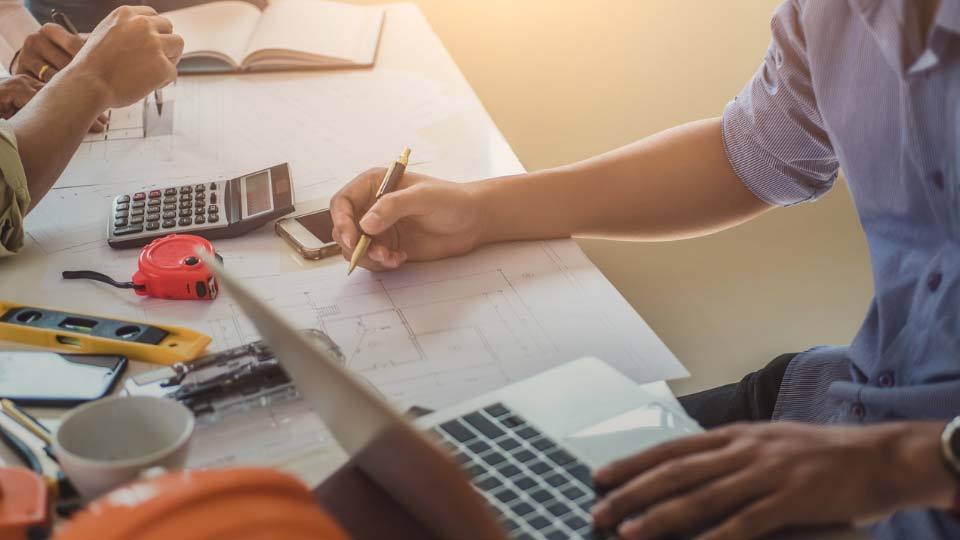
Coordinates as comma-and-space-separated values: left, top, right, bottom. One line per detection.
148, 190, 162, 198
133, 192, 147, 201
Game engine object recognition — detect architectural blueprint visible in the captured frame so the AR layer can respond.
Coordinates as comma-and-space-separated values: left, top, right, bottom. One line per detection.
81, 102, 146, 143
16, 213, 687, 411
128, 238, 687, 410
57, 70, 455, 203
80, 91, 175, 144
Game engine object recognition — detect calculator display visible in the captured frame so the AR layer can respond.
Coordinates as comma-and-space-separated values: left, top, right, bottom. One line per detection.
243, 170, 273, 218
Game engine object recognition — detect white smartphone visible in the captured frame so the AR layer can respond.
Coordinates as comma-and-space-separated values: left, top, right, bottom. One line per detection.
275, 208, 342, 260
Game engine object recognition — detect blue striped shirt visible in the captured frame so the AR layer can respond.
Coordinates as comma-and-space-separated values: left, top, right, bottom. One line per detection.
721, 1, 960, 537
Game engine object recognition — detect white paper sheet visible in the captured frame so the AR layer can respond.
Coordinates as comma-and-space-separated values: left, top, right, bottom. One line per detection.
17, 238, 687, 411
57, 69, 457, 196
24, 181, 182, 255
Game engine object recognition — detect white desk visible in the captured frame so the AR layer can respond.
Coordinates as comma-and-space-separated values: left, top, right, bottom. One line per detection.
0, 3, 685, 485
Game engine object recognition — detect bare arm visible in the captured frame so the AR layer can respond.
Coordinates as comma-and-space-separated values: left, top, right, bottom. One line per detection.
8, 6, 182, 213
331, 118, 772, 271
10, 70, 108, 211
476, 117, 772, 244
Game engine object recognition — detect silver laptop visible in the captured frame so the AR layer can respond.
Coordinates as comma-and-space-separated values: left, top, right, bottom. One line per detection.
201, 252, 865, 540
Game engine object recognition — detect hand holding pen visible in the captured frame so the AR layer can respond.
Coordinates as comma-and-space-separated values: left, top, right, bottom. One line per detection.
53, 8, 169, 115
13, 15, 84, 82
347, 148, 411, 274
330, 151, 488, 274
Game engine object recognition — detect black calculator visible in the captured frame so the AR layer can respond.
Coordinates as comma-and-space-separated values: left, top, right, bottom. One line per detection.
108, 163, 295, 249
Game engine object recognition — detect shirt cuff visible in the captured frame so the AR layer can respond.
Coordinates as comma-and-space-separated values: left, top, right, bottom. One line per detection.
721, 98, 836, 207
0, 119, 30, 257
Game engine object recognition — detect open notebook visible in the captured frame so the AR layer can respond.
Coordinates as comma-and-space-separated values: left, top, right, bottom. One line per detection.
164, 0, 384, 73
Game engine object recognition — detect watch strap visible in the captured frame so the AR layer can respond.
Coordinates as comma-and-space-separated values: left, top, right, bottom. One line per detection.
943, 417, 960, 518
942, 417, 960, 476
8, 48, 21, 73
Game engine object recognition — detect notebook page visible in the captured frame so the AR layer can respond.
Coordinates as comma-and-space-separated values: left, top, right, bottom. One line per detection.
243, 0, 384, 67
165, 1, 263, 69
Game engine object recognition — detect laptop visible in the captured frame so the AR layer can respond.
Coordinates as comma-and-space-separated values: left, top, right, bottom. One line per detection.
200, 252, 866, 540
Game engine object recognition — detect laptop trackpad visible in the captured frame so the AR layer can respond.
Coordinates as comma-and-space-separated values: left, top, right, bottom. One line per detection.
562, 403, 700, 468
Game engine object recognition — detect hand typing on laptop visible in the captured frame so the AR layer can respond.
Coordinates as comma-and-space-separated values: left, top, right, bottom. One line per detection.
590, 422, 954, 540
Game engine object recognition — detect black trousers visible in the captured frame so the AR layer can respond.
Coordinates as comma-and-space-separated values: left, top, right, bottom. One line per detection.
678, 353, 798, 429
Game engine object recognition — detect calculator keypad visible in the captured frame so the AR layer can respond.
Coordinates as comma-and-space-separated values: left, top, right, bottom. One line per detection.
112, 182, 224, 239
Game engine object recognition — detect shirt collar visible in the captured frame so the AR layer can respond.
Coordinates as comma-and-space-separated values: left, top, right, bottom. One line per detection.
849, 0, 956, 75
849, 0, 911, 74
853, 0, 960, 32
934, 0, 960, 35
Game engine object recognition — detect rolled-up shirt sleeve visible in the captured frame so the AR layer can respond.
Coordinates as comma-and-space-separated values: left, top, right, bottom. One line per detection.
722, 0, 839, 206
0, 119, 30, 256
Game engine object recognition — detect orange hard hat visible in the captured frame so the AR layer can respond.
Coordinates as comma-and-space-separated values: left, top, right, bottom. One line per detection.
0, 467, 48, 540
55, 467, 347, 540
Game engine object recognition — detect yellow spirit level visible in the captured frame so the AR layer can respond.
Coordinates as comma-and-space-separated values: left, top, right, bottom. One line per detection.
0, 302, 211, 366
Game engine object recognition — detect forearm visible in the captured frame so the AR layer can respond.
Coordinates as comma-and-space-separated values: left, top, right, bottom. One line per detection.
474, 117, 772, 245
9, 65, 109, 211
890, 421, 956, 512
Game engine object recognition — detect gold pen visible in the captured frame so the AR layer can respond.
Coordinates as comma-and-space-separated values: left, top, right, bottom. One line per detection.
348, 148, 411, 275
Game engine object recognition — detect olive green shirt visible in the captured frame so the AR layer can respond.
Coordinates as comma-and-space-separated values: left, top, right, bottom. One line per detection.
0, 119, 29, 256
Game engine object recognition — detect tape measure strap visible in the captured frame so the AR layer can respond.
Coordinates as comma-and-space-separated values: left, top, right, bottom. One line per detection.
0, 306, 169, 345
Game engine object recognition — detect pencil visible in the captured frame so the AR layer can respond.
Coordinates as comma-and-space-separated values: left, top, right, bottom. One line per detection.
1, 398, 52, 446
348, 148, 411, 275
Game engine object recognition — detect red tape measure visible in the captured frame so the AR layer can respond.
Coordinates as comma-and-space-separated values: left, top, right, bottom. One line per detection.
63, 235, 220, 301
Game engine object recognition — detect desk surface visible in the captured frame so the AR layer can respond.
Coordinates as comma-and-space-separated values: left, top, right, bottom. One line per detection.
0, 1, 522, 476
0, 3, 685, 486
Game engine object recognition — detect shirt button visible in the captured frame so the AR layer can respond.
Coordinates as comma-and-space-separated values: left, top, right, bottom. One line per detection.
877, 371, 895, 387
927, 272, 943, 292
851, 402, 866, 419
931, 170, 945, 190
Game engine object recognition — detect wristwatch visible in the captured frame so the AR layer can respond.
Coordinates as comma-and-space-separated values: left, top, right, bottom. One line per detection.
942, 416, 960, 516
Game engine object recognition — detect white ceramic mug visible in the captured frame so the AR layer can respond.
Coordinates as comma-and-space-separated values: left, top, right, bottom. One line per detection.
53, 395, 194, 500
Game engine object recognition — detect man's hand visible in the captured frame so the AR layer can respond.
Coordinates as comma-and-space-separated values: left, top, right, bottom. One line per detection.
0, 74, 106, 129
591, 422, 956, 540
66, 6, 183, 109
7, 6, 183, 212
330, 168, 486, 271
14, 24, 85, 82
0, 75, 42, 119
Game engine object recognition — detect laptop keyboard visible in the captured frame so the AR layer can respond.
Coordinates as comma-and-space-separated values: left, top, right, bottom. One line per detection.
431, 403, 596, 540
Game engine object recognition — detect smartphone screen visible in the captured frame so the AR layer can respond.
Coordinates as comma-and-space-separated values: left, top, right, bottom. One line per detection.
0, 352, 126, 405
295, 210, 335, 244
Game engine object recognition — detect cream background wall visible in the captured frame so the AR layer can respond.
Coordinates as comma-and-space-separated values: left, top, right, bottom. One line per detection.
348, 1, 875, 395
